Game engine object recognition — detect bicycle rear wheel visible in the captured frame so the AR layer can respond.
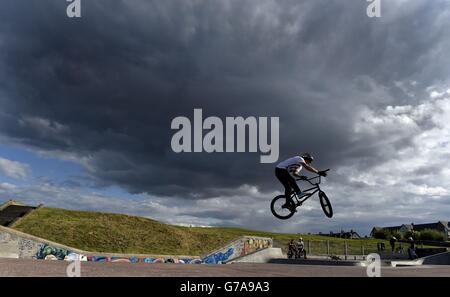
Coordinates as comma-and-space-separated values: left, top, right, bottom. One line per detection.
270, 195, 295, 220
319, 191, 333, 218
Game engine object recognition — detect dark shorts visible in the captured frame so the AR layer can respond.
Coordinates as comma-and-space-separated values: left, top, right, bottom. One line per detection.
275, 167, 300, 198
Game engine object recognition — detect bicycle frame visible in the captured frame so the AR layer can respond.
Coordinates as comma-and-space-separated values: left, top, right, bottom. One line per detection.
291, 174, 324, 205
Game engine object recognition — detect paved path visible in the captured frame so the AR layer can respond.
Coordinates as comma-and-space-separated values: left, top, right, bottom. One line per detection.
1, 258, 450, 277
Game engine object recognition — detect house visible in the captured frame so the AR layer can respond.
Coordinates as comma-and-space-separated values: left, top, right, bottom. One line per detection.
319, 229, 361, 239
371, 224, 411, 237
412, 221, 450, 239
371, 221, 450, 240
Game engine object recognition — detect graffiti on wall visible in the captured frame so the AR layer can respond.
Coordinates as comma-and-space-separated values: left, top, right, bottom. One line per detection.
202, 236, 272, 264
34, 244, 71, 260
2, 230, 270, 265
29, 241, 202, 263
242, 238, 272, 256
65, 252, 88, 261
18, 238, 40, 258
87, 256, 200, 264
203, 247, 234, 264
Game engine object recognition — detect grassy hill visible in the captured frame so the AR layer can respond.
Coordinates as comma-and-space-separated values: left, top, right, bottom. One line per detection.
12, 207, 387, 256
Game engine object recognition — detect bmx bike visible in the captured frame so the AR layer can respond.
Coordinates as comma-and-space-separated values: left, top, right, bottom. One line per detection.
270, 169, 333, 220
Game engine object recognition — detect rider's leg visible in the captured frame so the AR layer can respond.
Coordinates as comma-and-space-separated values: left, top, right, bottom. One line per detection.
275, 168, 291, 198
275, 169, 298, 213
275, 168, 295, 202
285, 174, 307, 198
287, 177, 301, 196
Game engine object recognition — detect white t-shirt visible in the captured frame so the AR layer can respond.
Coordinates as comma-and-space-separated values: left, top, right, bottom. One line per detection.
276, 156, 305, 176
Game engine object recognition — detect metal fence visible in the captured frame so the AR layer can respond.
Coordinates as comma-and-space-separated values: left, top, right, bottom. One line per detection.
305, 240, 375, 258
277, 239, 417, 260
277, 239, 438, 260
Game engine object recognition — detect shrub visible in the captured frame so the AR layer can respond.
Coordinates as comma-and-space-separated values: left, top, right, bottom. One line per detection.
404, 230, 420, 241
373, 229, 389, 239
390, 231, 402, 240
419, 229, 445, 242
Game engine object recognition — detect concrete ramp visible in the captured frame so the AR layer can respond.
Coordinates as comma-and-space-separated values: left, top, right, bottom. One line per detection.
226, 248, 283, 264
391, 251, 450, 267
422, 251, 450, 265
202, 236, 273, 264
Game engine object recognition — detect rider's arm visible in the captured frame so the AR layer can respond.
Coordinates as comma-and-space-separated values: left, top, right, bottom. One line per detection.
301, 162, 319, 174
292, 169, 302, 178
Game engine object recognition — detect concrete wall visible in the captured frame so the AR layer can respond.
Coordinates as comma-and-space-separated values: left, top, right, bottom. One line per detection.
0, 225, 201, 264
0, 200, 25, 211
202, 236, 273, 264
0, 230, 41, 259
1, 226, 275, 265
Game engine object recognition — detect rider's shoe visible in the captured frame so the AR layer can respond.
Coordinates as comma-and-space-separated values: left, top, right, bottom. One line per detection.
282, 201, 297, 213
296, 191, 308, 198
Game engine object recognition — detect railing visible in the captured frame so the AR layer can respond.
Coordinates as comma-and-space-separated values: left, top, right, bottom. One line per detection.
306, 240, 377, 259
279, 238, 450, 261
279, 239, 419, 260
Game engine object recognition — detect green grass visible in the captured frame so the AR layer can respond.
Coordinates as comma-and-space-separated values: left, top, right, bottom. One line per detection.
13, 207, 389, 256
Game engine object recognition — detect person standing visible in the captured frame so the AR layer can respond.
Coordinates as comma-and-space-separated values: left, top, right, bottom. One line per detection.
296, 237, 307, 259
389, 236, 397, 254
408, 237, 418, 259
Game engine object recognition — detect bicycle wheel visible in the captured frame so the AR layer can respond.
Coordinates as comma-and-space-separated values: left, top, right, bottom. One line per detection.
270, 195, 295, 220
319, 191, 333, 218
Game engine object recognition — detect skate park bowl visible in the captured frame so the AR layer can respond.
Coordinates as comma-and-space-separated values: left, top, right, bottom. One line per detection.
1, 224, 275, 265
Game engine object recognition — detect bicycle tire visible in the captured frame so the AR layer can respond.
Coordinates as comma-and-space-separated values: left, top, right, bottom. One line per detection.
319, 191, 333, 218
270, 195, 295, 220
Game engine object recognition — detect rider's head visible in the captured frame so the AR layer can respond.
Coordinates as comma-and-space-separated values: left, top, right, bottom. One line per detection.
301, 153, 314, 164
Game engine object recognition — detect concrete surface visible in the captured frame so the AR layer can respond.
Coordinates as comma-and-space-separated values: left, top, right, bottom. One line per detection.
1, 258, 450, 277
391, 251, 450, 267
269, 258, 365, 266
226, 248, 283, 263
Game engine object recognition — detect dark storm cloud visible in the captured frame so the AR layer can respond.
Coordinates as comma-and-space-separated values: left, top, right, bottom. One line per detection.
0, 0, 450, 198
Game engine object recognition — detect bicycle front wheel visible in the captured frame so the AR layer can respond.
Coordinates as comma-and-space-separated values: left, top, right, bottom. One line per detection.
270, 195, 295, 220
319, 191, 333, 218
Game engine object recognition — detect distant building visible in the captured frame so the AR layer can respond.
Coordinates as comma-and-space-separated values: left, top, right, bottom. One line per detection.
318, 229, 361, 239
371, 221, 450, 240
371, 224, 413, 235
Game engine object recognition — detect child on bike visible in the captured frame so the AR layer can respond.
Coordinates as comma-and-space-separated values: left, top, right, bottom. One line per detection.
275, 153, 327, 211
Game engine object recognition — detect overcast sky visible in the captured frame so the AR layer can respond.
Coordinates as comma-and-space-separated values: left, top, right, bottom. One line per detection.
1, 0, 450, 235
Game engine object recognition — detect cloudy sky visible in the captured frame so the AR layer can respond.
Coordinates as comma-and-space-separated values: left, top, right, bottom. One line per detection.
1, 0, 450, 235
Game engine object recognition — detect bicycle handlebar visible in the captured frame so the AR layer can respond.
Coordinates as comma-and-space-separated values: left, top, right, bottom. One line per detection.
295, 169, 330, 184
